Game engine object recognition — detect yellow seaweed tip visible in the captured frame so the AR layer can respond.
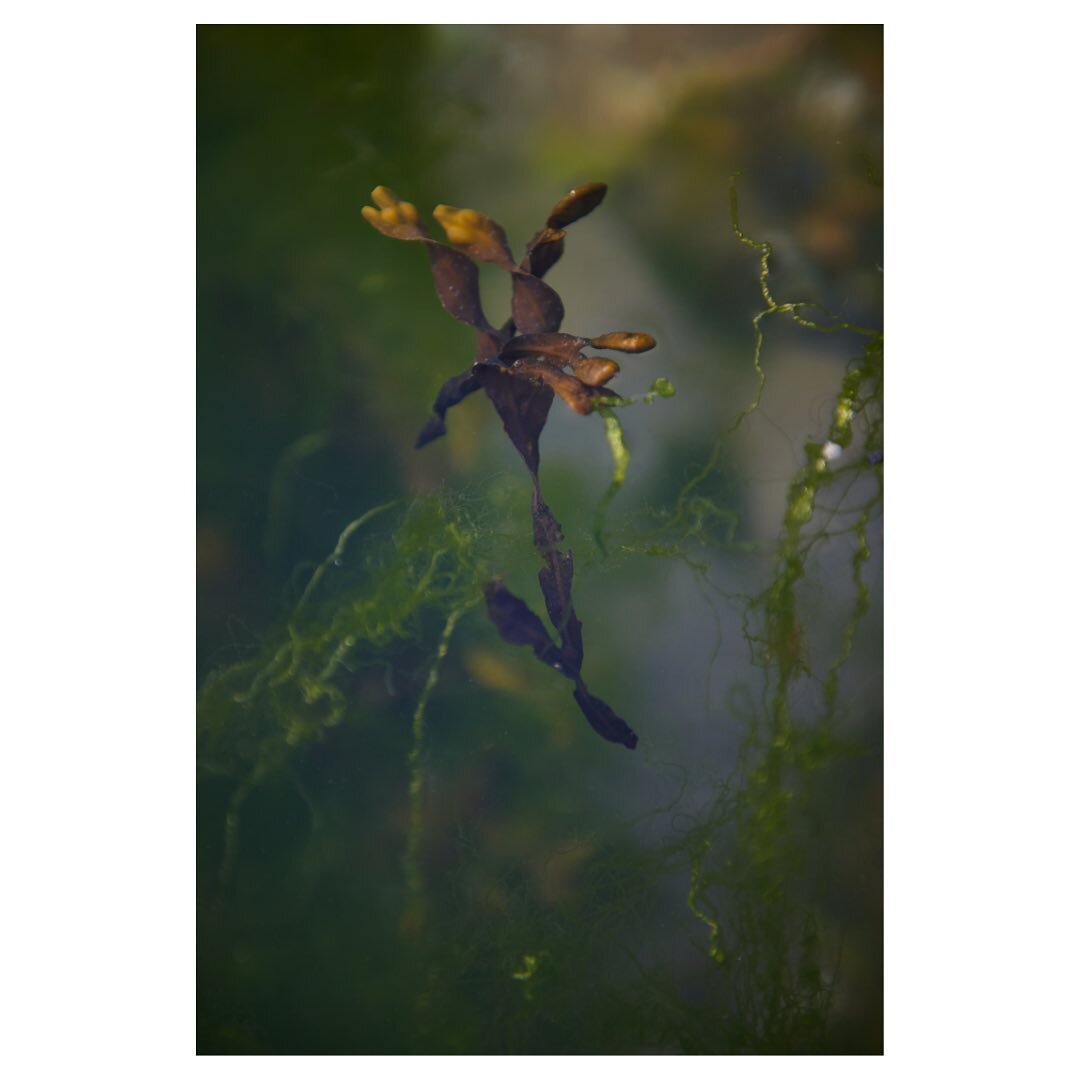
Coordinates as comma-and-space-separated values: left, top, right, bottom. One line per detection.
363, 186, 420, 232
371, 185, 399, 209
433, 204, 486, 246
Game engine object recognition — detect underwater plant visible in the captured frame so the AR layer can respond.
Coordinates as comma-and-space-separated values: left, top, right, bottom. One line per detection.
198, 167, 881, 1053
362, 182, 656, 749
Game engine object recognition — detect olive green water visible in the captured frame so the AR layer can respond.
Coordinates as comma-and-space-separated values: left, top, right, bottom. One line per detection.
197, 25, 883, 1054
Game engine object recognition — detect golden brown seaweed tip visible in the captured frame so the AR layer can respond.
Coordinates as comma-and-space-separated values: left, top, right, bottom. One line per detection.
572, 356, 621, 387
433, 204, 515, 268
362, 186, 422, 238
590, 332, 656, 353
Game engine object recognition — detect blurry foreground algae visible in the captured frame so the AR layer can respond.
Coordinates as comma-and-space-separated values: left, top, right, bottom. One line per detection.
197, 176, 881, 1053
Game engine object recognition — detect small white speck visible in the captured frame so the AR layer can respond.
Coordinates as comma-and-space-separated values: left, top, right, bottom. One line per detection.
822, 441, 843, 463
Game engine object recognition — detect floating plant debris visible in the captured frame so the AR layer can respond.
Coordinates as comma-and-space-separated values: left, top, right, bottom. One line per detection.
363, 182, 655, 749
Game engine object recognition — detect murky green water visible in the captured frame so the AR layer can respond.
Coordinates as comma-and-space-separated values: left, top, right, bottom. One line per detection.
198, 25, 882, 1054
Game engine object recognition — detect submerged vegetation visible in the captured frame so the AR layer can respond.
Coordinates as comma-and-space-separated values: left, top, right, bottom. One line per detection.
363, 180, 660, 749
650, 176, 883, 1050
198, 175, 882, 1054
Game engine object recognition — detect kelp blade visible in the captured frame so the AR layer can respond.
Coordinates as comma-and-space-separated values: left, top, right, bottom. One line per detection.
573, 683, 638, 750
484, 581, 567, 674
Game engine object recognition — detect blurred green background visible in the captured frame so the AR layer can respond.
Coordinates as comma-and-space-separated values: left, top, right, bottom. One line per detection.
198, 25, 883, 1054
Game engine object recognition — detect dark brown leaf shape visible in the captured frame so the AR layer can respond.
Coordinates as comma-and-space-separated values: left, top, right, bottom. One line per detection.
484, 582, 565, 674
573, 684, 638, 750
484, 579, 637, 749
538, 551, 583, 676
511, 272, 565, 335
530, 490, 564, 550
425, 242, 495, 333
500, 333, 590, 363
479, 366, 553, 480
415, 369, 485, 448
531, 492, 583, 675
547, 182, 608, 229
521, 227, 566, 279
